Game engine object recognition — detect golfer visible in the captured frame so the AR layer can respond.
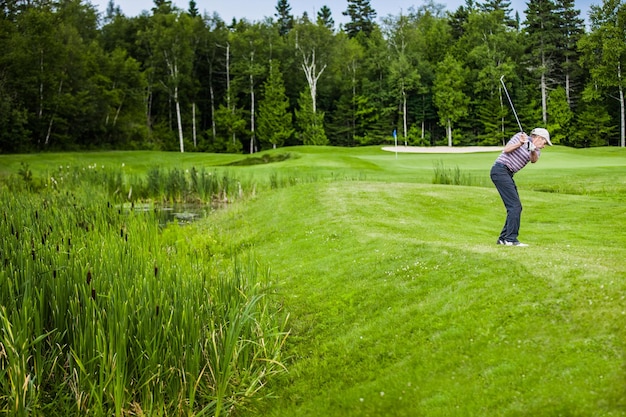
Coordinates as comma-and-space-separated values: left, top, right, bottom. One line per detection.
490, 128, 552, 246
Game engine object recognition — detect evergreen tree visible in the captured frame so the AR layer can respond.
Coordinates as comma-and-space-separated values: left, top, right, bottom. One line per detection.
343, 0, 377, 38
296, 87, 328, 145
152, 0, 174, 14
187, 0, 199, 17
257, 61, 293, 149
275, 0, 293, 36
448, 5, 471, 40
479, 0, 516, 27
569, 101, 615, 147
523, 0, 561, 125
546, 86, 572, 144
212, 103, 245, 152
554, 0, 585, 106
317, 5, 334, 30
105, 0, 122, 21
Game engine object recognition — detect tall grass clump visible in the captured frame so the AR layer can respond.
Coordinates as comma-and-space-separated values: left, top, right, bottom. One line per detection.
0, 183, 288, 416
432, 160, 476, 186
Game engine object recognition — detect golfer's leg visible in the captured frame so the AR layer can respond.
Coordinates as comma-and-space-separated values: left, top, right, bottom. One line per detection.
501, 182, 522, 242
491, 167, 522, 242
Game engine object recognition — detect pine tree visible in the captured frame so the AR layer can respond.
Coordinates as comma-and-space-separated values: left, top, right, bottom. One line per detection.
188, 0, 199, 17
257, 61, 293, 149
479, 0, 516, 28
343, 0, 377, 38
275, 0, 293, 36
546, 86, 573, 144
317, 6, 334, 30
555, 0, 585, 107
523, 0, 561, 124
296, 88, 328, 145
569, 102, 615, 147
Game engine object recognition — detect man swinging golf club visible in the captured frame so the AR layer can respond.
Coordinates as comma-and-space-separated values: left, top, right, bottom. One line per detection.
491, 128, 551, 246
492, 76, 552, 246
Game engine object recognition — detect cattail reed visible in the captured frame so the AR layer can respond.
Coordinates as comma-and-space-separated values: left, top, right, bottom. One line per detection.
0, 167, 288, 416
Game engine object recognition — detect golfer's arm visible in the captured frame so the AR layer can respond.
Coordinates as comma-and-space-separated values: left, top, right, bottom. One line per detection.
503, 141, 522, 153
530, 150, 539, 163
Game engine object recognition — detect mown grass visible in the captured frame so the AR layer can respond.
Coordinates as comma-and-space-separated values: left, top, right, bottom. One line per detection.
197, 146, 626, 416
211, 180, 626, 416
2, 145, 626, 416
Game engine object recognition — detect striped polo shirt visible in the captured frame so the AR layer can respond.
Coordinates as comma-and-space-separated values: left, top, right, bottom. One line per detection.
494, 132, 540, 173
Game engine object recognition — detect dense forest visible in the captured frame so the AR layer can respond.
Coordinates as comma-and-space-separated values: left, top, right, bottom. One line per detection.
0, 0, 624, 154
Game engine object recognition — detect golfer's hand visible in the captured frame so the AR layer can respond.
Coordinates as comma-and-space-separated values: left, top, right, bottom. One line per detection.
519, 133, 528, 144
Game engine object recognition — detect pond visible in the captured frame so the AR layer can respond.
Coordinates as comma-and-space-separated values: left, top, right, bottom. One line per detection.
121, 202, 212, 225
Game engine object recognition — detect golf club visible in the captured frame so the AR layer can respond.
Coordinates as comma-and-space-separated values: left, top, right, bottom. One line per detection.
499, 75, 524, 133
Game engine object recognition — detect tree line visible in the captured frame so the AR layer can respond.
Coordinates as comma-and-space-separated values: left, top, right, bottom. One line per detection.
0, 0, 624, 154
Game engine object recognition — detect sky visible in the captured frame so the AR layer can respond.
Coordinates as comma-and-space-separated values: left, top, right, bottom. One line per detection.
90, 0, 596, 24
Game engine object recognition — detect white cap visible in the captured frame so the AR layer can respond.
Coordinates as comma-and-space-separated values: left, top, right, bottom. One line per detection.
531, 128, 552, 146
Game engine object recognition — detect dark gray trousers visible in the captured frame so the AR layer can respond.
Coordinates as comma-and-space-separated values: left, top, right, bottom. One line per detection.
490, 162, 522, 243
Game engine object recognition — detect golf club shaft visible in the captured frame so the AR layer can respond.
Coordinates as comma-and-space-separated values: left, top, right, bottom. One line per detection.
500, 76, 524, 133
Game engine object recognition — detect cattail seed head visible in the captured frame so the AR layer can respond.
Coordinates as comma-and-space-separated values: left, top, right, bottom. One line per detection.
154, 266, 158, 277
156, 305, 160, 316
86, 270, 92, 285
91, 288, 96, 300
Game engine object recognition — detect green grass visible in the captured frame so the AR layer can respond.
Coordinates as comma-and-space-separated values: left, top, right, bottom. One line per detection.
2, 145, 626, 416
205, 179, 626, 416
0, 180, 287, 416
